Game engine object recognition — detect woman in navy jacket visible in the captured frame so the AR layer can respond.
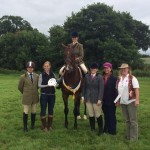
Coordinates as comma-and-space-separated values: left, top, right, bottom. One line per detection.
102, 62, 117, 135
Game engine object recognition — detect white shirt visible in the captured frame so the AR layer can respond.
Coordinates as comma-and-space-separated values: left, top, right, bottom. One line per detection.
118, 74, 139, 105
27, 72, 33, 80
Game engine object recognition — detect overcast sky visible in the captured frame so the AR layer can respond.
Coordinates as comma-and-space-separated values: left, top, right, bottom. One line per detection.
1, 0, 150, 36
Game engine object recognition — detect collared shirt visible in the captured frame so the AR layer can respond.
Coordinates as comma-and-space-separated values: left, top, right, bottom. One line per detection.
27, 72, 34, 81
73, 42, 78, 45
91, 73, 96, 79
103, 73, 111, 86
118, 74, 139, 105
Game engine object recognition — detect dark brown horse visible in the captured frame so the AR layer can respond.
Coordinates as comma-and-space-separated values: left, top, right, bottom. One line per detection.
61, 44, 83, 129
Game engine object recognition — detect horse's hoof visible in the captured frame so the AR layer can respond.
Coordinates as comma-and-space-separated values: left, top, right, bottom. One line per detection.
77, 115, 81, 120
83, 115, 87, 120
74, 126, 77, 130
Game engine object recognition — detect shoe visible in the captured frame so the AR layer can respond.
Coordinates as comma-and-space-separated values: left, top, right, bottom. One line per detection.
83, 115, 87, 120
77, 115, 81, 120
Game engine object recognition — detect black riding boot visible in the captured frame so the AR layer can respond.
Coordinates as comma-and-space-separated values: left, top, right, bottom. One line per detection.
97, 115, 103, 135
31, 113, 36, 129
89, 117, 95, 131
23, 112, 28, 132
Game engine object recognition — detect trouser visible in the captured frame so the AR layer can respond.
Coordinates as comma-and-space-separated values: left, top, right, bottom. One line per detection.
102, 105, 116, 135
23, 104, 36, 114
40, 94, 55, 117
86, 102, 103, 134
86, 102, 102, 118
121, 102, 138, 141
59, 63, 88, 75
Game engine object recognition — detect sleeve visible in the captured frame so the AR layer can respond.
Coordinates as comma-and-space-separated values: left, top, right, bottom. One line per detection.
78, 44, 84, 62
98, 75, 104, 101
132, 76, 139, 88
38, 74, 49, 88
18, 75, 24, 94
53, 73, 57, 79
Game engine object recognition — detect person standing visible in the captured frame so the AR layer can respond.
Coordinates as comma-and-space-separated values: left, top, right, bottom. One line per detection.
18, 61, 39, 132
102, 62, 117, 135
115, 63, 140, 141
82, 62, 104, 135
38, 61, 56, 132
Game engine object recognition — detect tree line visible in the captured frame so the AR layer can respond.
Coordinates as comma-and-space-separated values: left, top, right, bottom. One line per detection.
0, 3, 150, 71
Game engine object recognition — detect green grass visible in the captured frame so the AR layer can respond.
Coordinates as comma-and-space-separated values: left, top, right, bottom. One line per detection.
141, 57, 150, 64
0, 74, 150, 150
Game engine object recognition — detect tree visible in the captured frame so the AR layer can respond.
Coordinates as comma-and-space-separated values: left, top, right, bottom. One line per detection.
0, 15, 33, 36
62, 3, 150, 68
48, 25, 67, 70
0, 30, 50, 70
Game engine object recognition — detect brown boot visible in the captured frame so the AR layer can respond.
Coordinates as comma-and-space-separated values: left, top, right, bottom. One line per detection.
47, 116, 53, 130
41, 117, 47, 132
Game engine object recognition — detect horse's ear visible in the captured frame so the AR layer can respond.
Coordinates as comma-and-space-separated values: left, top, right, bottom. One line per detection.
61, 43, 68, 49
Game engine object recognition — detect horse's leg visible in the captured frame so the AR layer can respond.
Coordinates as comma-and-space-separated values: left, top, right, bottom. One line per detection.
63, 93, 69, 128
73, 95, 80, 129
83, 103, 87, 120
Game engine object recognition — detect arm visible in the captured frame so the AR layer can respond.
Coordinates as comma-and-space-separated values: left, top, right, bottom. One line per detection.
134, 88, 139, 106
76, 44, 84, 63
38, 74, 49, 88
98, 75, 104, 101
132, 77, 140, 106
18, 76, 24, 94
81, 76, 87, 99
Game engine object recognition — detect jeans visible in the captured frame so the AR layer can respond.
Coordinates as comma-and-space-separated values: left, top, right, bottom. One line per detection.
102, 105, 116, 135
40, 94, 55, 117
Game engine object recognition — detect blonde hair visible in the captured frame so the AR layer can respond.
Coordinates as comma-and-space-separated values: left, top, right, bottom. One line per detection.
43, 61, 51, 68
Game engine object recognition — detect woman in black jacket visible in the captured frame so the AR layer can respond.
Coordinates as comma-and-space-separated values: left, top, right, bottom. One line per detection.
102, 62, 117, 135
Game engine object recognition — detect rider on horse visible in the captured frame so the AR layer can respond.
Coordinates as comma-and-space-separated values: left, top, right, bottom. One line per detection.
57, 31, 88, 88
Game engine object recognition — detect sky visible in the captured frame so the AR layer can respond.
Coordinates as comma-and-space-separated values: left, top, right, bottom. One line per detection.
1, 0, 150, 35
0, 0, 150, 54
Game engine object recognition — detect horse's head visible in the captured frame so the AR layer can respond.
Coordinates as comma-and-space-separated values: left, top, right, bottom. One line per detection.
62, 44, 76, 73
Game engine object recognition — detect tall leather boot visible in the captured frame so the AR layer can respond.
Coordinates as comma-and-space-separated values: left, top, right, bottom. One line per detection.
23, 112, 28, 132
31, 113, 36, 129
97, 115, 103, 136
41, 117, 47, 132
47, 116, 53, 130
89, 117, 95, 131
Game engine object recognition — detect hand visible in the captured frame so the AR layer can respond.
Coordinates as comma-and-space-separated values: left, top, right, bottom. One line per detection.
97, 100, 102, 105
81, 97, 84, 103
75, 57, 79, 60
135, 100, 139, 107
115, 101, 120, 107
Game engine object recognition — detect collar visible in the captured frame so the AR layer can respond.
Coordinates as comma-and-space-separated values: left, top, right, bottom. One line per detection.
121, 74, 129, 80
27, 72, 33, 75
91, 73, 96, 77
73, 42, 78, 45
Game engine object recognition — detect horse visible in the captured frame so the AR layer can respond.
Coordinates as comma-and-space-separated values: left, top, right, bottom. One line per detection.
60, 44, 84, 129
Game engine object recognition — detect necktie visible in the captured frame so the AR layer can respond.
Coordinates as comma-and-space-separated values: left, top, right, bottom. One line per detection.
30, 73, 33, 83
91, 74, 94, 80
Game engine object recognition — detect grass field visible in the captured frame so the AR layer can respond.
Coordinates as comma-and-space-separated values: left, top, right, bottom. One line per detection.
141, 57, 150, 64
0, 74, 150, 150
